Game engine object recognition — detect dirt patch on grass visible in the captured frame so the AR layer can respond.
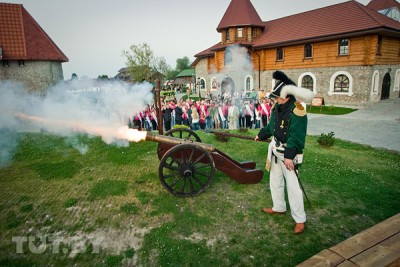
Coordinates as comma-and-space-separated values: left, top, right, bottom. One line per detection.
179, 232, 228, 249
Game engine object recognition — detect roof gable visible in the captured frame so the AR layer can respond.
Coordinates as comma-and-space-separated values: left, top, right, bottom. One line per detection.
217, 0, 264, 32
367, 0, 400, 11
0, 3, 68, 62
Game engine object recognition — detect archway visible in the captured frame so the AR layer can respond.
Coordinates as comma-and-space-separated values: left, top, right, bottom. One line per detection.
221, 76, 235, 98
381, 73, 391, 100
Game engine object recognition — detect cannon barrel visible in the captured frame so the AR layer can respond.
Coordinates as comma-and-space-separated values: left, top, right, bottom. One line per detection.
145, 131, 215, 152
206, 129, 270, 142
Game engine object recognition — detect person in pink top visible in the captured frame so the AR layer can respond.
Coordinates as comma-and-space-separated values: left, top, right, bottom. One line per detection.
259, 98, 271, 128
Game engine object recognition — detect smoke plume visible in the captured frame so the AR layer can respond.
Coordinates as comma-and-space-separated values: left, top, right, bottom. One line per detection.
0, 79, 153, 167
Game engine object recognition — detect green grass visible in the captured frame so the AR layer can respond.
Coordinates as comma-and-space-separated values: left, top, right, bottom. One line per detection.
88, 179, 129, 200
307, 105, 357, 115
0, 131, 399, 266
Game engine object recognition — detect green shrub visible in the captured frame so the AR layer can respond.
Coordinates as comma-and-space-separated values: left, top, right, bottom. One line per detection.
317, 131, 335, 146
160, 90, 175, 100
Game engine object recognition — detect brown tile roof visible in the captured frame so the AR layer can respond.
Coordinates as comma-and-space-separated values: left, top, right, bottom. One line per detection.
366, 0, 400, 11
196, 0, 400, 59
253, 0, 400, 49
0, 3, 68, 61
217, 0, 264, 32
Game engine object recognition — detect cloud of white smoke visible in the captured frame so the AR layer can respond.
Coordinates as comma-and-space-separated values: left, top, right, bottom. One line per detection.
0, 79, 154, 167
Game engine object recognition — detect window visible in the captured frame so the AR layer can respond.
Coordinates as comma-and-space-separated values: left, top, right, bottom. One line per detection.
334, 74, 350, 92
329, 71, 353, 96
301, 75, 314, 90
211, 77, 217, 90
276, 47, 283, 61
237, 27, 243, 38
339, 39, 349, 55
251, 28, 256, 38
200, 79, 205, 90
394, 69, 400, 91
224, 49, 232, 65
304, 44, 313, 58
226, 29, 230, 41
371, 71, 379, 95
377, 35, 382, 54
244, 75, 253, 92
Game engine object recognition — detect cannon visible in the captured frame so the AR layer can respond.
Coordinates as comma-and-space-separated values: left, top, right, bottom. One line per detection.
143, 128, 264, 197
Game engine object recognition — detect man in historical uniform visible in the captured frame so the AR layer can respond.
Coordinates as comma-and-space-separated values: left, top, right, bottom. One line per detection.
255, 70, 314, 234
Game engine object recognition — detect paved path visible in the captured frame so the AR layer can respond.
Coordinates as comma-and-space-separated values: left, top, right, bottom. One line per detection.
307, 98, 400, 152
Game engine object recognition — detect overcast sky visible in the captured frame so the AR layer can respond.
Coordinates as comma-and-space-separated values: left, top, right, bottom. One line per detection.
4, 0, 370, 79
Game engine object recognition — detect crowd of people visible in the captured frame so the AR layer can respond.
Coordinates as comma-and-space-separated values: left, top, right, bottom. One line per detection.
130, 90, 275, 132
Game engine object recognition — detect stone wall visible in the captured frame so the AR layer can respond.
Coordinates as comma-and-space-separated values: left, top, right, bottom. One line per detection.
196, 59, 400, 106
0, 60, 64, 91
260, 65, 399, 106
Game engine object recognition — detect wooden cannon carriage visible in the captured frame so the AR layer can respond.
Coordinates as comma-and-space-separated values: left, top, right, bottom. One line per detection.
147, 128, 264, 197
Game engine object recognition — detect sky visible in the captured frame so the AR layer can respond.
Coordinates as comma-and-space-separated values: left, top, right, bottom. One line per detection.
4, 0, 371, 80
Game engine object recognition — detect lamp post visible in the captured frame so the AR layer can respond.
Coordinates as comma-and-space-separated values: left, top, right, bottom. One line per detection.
192, 74, 196, 95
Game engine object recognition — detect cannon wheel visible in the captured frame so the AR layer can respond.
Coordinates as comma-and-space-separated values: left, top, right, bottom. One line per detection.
159, 144, 215, 197
164, 128, 201, 142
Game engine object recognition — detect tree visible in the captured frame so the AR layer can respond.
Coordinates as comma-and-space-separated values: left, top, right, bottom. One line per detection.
165, 69, 179, 80
71, 73, 78, 80
175, 56, 191, 73
154, 57, 171, 77
97, 74, 109, 79
123, 42, 170, 82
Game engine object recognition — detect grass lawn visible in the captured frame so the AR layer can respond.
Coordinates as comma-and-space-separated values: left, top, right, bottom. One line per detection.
307, 105, 357, 115
0, 130, 399, 266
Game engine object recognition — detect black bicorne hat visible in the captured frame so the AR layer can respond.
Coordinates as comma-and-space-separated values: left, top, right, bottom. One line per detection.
270, 71, 296, 99
269, 70, 315, 103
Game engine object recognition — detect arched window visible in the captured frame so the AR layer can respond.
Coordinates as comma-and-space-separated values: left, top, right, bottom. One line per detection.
304, 44, 313, 58
276, 47, 283, 61
371, 70, 379, 96
224, 49, 232, 65
200, 79, 205, 90
301, 75, 314, 90
244, 75, 253, 92
339, 39, 349, 55
298, 72, 317, 94
334, 75, 350, 92
394, 69, 400, 92
329, 71, 353, 96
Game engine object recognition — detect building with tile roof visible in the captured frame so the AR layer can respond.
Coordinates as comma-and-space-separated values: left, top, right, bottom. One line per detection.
0, 3, 68, 91
193, 0, 400, 105
367, 0, 400, 21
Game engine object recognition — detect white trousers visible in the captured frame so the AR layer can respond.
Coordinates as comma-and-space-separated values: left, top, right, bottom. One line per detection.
269, 154, 306, 223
